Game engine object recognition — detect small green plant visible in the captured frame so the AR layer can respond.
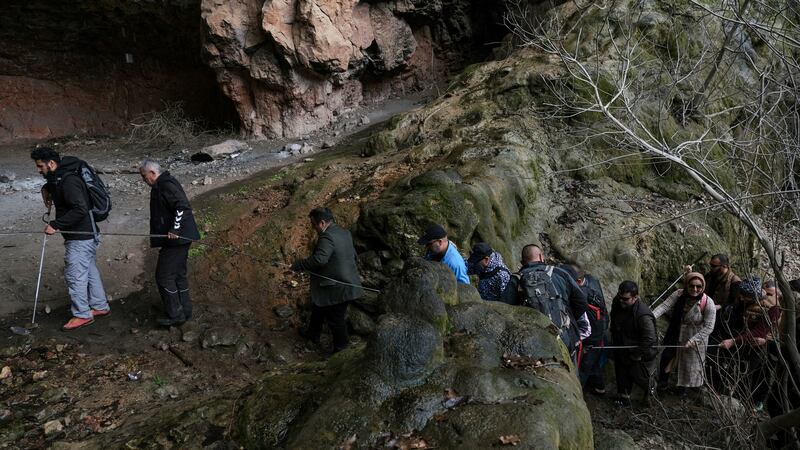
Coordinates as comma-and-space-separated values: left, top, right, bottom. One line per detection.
188, 244, 208, 258
153, 375, 166, 387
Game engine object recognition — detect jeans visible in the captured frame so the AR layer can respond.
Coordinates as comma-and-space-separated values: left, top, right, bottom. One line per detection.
64, 238, 108, 319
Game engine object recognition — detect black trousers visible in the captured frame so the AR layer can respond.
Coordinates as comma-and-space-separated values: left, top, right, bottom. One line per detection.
306, 302, 349, 352
615, 351, 656, 397
580, 344, 606, 390
155, 244, 192, 321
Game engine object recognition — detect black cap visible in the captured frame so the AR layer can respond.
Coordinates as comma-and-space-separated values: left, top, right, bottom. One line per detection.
467, 242, 493, 264
418, 223, 448, 245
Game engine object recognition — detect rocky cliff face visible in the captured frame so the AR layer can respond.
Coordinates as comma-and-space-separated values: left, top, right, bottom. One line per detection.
0, 0, 240, 143
201, 0, 506, 139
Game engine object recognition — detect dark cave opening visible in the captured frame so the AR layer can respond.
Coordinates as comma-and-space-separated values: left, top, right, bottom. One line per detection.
0, 0, 240, 143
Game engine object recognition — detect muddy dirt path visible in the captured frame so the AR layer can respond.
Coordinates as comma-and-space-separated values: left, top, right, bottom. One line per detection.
0, 98, 419, 318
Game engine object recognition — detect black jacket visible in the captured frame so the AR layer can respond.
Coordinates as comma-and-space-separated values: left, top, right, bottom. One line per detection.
149, 172, 200, 247
502, 262, 588, 348
44, 156, 95, 240
291, 223, 363, 307
610, 298, 658, 361
502, 262, 589, 319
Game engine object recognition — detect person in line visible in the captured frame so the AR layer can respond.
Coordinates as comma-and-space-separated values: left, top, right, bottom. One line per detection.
502, 245, 588, 353
465, 242, 511, 301
31, 147, 110, 331
292, 207, 362, 353
704, 254, 741, 308
139, 159, 200, 327
653, 272, 716, 396
417, 223, 469, 284
610, 281, 658, 406
719, 277, 781, 411
571, 264, 609, 396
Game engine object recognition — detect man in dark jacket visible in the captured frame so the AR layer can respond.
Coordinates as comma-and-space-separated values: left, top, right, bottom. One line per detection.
291, 207, 363, 353
465, 242, 511, 301
32, 147, 110, 331
139, 159, 200, 327
610, 280, 658, 406
502, 245, 588, 352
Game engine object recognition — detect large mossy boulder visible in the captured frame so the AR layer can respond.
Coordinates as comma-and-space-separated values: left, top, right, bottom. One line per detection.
235, 260, 592, 449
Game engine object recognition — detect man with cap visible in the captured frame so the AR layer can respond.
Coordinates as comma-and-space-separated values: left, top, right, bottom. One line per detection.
465, 242, 511, 301
418, 223, 469, 284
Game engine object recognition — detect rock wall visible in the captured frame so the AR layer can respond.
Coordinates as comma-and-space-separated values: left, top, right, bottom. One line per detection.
0, 0, 239, 143
201, 0, 507, 139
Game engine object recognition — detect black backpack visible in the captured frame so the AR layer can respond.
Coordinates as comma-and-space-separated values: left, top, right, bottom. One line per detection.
75, 160, 112, 222
519, 266, 572, 342
582, 279, 609, 345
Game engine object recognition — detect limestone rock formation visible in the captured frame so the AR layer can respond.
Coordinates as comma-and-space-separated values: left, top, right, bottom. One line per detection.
201, 0, 504, 138
235, 259, 592, 449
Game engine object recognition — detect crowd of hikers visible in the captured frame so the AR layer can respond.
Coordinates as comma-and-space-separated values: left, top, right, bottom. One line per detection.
417, 223, 800, 418
26, 146, 799, 437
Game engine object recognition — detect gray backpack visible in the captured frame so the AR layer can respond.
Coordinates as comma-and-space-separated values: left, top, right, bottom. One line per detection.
520, 266, 572, 343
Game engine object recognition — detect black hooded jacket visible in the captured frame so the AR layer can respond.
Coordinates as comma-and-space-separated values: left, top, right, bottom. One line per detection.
44, 156, 96, 240
149, 172, 200, 248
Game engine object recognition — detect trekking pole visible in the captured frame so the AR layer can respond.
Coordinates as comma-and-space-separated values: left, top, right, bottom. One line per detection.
649, 251, 708, 309
586, 344, 722, 350
31, 208, 51, 325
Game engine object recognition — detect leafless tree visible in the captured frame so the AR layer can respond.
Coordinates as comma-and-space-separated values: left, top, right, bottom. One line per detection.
505, 0, 800, 446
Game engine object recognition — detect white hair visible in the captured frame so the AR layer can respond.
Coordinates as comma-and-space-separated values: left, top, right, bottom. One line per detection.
139, 158, 161, 173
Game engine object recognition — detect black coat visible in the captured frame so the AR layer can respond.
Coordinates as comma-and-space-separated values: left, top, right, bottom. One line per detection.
45, 156, 95, 240
149, 172, 200, 247
610, 298, 658, 361
292, 223, 363, 307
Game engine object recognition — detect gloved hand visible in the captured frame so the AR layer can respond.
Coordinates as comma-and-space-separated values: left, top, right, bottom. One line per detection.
290, 260, 302, 272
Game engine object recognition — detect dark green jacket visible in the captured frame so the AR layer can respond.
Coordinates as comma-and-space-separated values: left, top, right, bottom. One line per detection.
293, 223, 363, 306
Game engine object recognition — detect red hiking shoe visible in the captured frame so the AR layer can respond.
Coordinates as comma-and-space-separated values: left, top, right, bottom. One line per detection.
62, 317, 94, 331
91, 309, 111, 318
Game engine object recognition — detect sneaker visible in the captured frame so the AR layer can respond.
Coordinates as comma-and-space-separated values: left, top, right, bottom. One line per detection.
62, 317, 94, 331
91, 309, 111, 317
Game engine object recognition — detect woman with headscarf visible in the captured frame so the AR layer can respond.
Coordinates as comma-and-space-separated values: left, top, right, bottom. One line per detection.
653, 272, 717, 394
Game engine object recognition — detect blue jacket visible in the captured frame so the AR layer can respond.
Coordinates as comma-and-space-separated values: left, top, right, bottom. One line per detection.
426, 240, 469, 284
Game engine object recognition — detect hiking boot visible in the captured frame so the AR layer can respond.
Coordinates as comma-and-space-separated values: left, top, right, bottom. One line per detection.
62, 317, 94, 331
91, 308, 111, 318
156, 316, 185, 327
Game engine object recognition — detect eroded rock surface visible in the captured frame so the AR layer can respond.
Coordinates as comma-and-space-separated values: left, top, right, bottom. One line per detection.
201, 0, 506, 138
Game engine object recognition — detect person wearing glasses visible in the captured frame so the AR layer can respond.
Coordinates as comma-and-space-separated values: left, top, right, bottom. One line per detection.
610, 281, 658, 406
703, 254, 741, 308
653, 272, 717, 397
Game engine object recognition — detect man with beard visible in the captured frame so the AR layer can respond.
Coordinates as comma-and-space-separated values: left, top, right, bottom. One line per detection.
610, 281, 658, 406
31, 147, 110, 331
705, 254, 741, 309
